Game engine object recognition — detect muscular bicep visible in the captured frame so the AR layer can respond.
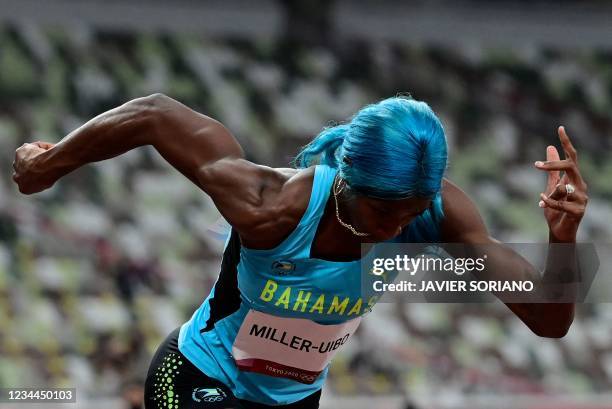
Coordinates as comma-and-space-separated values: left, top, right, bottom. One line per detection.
145, 94, 292, 238
197, 159, 299, 241
148, 94, 245, 187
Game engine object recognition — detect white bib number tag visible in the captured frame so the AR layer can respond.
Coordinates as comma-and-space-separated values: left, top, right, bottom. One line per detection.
232, 310, 361, 384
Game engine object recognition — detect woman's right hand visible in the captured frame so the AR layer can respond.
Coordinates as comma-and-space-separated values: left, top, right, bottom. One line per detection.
12, 141, 57, 194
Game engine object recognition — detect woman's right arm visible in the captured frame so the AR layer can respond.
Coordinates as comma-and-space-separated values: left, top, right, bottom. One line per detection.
12, 93, 298, 239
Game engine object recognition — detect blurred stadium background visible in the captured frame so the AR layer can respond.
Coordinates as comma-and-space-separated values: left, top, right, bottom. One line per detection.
1, 1, 612, 408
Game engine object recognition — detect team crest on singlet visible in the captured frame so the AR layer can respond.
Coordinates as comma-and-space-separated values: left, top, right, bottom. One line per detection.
271, 260, 296, 275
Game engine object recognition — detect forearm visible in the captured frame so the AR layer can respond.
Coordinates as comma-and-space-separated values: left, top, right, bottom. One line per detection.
145, 95, 245, 187
33, 95, 159, 181
507, 233, 578, 337
458, 239, 574, 337
536, 232, 578, 333
17, 93, 244, 195
542, 231, 579, 290
440, 171, 582, 338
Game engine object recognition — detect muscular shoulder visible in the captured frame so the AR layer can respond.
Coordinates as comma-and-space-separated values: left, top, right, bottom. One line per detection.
440, 178, 489, 242
240, 165, 316, 248
200, 159, 315, 247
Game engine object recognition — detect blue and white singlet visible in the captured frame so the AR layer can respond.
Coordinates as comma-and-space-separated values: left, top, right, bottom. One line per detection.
178, 164, 443, 405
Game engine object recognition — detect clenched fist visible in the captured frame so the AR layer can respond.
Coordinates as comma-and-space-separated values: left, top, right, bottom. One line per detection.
12, 141, 56, 194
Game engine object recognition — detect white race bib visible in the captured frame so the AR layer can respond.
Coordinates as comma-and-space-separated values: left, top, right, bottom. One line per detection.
232, 310, 362, 384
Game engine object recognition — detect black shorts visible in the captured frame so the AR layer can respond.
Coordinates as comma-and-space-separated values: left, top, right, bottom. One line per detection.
144, 328, 322, 409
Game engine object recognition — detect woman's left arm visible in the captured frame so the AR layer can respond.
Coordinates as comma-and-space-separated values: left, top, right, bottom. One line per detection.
440, 126, 588, 338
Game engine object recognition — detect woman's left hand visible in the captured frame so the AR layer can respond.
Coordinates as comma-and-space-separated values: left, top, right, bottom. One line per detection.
534, 126, 589, 242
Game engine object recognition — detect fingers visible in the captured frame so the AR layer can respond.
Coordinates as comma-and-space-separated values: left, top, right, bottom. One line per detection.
535, 159, 584, 187
545, 145, 561, 193
14, 143, 48, 166
558, 126, 578, 163
16, 141, 54, 152
539, 193, 586, 217
547, 183, 568, 201
546, 145, 560, 162
535, 159, 577, 175
536, 127, 588, 221
32, 141, 55, 150
536, 126, 584, 186
545, 183, 589, 202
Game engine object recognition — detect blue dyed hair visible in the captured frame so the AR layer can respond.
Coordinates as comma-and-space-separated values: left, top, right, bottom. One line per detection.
294, 96, 448, 201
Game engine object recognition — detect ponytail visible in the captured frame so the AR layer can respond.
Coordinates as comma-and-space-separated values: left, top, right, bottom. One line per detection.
293, 124, 349, 169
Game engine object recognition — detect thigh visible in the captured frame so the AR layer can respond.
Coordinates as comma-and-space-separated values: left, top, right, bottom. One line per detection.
144, 328, 243, 409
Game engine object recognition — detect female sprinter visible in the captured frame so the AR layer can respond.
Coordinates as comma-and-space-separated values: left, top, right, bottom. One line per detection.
12, 94, 588, 408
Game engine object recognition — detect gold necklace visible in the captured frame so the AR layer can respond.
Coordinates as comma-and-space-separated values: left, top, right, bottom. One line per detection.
333, 176, 370, 237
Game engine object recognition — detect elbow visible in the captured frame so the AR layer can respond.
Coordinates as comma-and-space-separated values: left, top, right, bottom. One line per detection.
125, 93, 174, 144
139, 93, 174, 123
516, 302, 575, 339
141, 92, 172, 108
128, 93, 172, 114
531, 324, 571, 339
530, 314, 574, 339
